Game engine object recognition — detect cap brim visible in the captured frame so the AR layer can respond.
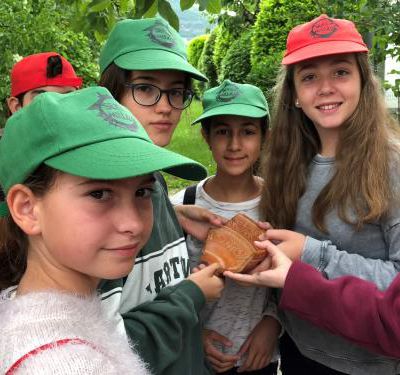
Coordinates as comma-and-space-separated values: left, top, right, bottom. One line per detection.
192, 104, 268, 125
44, 137, 207, 181
115, 50, 208, 82
282, 41, 368, 65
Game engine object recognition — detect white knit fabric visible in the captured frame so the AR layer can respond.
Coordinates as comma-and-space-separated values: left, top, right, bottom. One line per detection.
0, 287, 150, 374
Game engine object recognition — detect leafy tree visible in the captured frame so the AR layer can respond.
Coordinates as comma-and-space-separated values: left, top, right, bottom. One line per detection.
66, 0, 222, 40
219, 30, 253, 83
195, 27, 219, 98
0, 0, 99, 124
187, 34, 208, 68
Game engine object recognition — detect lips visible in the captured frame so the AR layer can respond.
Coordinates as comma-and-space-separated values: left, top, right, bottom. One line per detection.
316, 102, 342, 111
106, 243, 140, 257
151, 121, 173, 130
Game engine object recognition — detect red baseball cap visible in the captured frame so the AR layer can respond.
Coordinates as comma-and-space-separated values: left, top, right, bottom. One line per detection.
10, 52, 83, 97
282, 14, 368, 65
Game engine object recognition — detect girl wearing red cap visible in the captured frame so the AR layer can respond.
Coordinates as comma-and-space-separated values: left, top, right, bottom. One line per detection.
226, 14, 400, 375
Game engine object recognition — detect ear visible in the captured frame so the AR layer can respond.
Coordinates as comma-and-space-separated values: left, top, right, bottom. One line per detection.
7, 97, 22, 114
7, 184, 41, 235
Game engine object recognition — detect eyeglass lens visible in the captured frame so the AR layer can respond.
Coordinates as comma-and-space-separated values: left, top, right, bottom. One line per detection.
132, 84, 192, 109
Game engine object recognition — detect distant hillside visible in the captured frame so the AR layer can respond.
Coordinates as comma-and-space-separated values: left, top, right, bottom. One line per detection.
170, 0, 212, 40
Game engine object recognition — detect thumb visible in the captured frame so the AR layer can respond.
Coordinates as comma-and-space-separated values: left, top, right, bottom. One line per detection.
255, 239, 281, 257
202, 262, 222, 275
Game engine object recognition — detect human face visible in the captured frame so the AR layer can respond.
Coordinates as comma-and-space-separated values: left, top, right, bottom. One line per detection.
120, 70, 186, 147
32, 173, 154, 292
293, 54, 361, 138
205, 115, 263, 178
7, 85, 77, 114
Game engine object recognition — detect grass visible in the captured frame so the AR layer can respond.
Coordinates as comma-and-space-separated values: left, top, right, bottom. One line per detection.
164, 99, 216, 193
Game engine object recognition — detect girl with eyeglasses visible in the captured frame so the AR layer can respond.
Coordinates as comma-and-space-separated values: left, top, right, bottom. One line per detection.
99, 17, 224, 375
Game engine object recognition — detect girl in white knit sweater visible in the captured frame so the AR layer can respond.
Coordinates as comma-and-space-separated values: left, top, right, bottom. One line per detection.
0, 87, 217, 374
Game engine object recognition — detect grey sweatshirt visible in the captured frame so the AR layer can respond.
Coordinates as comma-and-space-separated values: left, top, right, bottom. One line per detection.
281, 154, 400, 374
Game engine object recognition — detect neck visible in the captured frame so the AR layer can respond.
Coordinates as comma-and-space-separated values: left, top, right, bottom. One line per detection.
204, 170, 262, 203
317, 129, 339, 157
17, 247, 98, 296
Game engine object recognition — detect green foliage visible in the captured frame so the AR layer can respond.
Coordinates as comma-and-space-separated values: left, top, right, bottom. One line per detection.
0, 0, 99, 124
165, 99, 215, 192
187, 35, 208, 68
249, 0, 319, 97
195, 28, 219, 98
212, 24, 234, 77
219, 31, 253, 83
68, 0, 221, 39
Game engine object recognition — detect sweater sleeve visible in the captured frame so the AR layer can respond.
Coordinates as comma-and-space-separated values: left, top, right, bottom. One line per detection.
280, 261, 400, 358
301, 226, 400, 290
121, 279, 206, 374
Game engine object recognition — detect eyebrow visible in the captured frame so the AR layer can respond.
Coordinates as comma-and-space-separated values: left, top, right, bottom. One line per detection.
212, 121, 258, 127
296, 58, 354, 73
78, 175, 156, 186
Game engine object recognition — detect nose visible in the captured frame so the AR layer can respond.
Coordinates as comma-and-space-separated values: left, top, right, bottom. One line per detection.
228, 132, 241, 151
154, 92, 172, 114
114, 201, 146, 237
317, 76, 335, 96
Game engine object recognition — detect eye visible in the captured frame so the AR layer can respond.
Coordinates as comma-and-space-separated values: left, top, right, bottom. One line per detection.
169, 89, 184, 98
244, 128, 257, 136
134, 84, 155, 94
136, 187, 154, 198
301, 73, 316, 82
215, 128, 229, 135
89, 190, 112, 201
334, 69, 349, 77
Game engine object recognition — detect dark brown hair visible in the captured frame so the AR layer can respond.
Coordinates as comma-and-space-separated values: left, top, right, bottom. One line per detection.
0, 165, 58, 290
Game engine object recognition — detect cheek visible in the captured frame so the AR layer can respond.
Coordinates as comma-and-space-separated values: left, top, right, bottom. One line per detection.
120, 92, 151, 126
140, 201, 154, 245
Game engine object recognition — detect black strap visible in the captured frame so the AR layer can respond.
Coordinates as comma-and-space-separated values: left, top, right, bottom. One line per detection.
154, 172, 168, 194
183, 184, 197, 205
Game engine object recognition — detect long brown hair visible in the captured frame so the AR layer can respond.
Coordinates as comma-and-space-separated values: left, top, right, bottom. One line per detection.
259, 53, 400, 232
0, 165, 58, 290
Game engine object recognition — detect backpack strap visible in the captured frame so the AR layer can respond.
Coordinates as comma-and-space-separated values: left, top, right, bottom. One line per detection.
183, 184, 197, 205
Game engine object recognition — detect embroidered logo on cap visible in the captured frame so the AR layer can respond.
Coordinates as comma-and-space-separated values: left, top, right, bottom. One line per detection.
216, 82, 240, 102
89, 93, 139, 131
145, 20, 175, 48
310, 17, 338, 39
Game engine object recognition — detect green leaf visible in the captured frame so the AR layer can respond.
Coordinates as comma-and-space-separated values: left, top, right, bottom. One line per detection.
158, 0, 179, 30
88, 0, 112, 13
206, 0, 221, 14
143, 0, 158, 18
197, 0, 208, 12
180, 0, 196, 11
120, 0, 131, 13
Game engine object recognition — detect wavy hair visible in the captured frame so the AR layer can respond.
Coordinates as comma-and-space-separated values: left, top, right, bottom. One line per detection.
259, 53, 400, 232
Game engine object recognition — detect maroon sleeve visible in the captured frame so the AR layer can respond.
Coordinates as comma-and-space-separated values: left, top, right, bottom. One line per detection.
280, 260, 400, 358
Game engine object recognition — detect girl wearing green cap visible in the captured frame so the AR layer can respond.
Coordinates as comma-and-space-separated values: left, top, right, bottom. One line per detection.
225, 14, 400, 375
171, 80, 280, 375
98, 17, 224, 375
0, 87, 224, 373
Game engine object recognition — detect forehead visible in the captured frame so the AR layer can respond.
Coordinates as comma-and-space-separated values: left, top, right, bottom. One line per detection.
294, 53, 357, 72
211, 115, 261, 126
130, 70, 186, 84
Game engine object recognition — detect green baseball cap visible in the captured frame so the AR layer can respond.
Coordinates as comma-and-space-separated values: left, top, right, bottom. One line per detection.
0, 86, 207, 195
192, 80, 269, 124
99, 17, 207, 82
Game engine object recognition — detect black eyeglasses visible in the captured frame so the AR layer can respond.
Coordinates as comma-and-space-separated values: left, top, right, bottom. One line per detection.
125, 83, 194, 110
